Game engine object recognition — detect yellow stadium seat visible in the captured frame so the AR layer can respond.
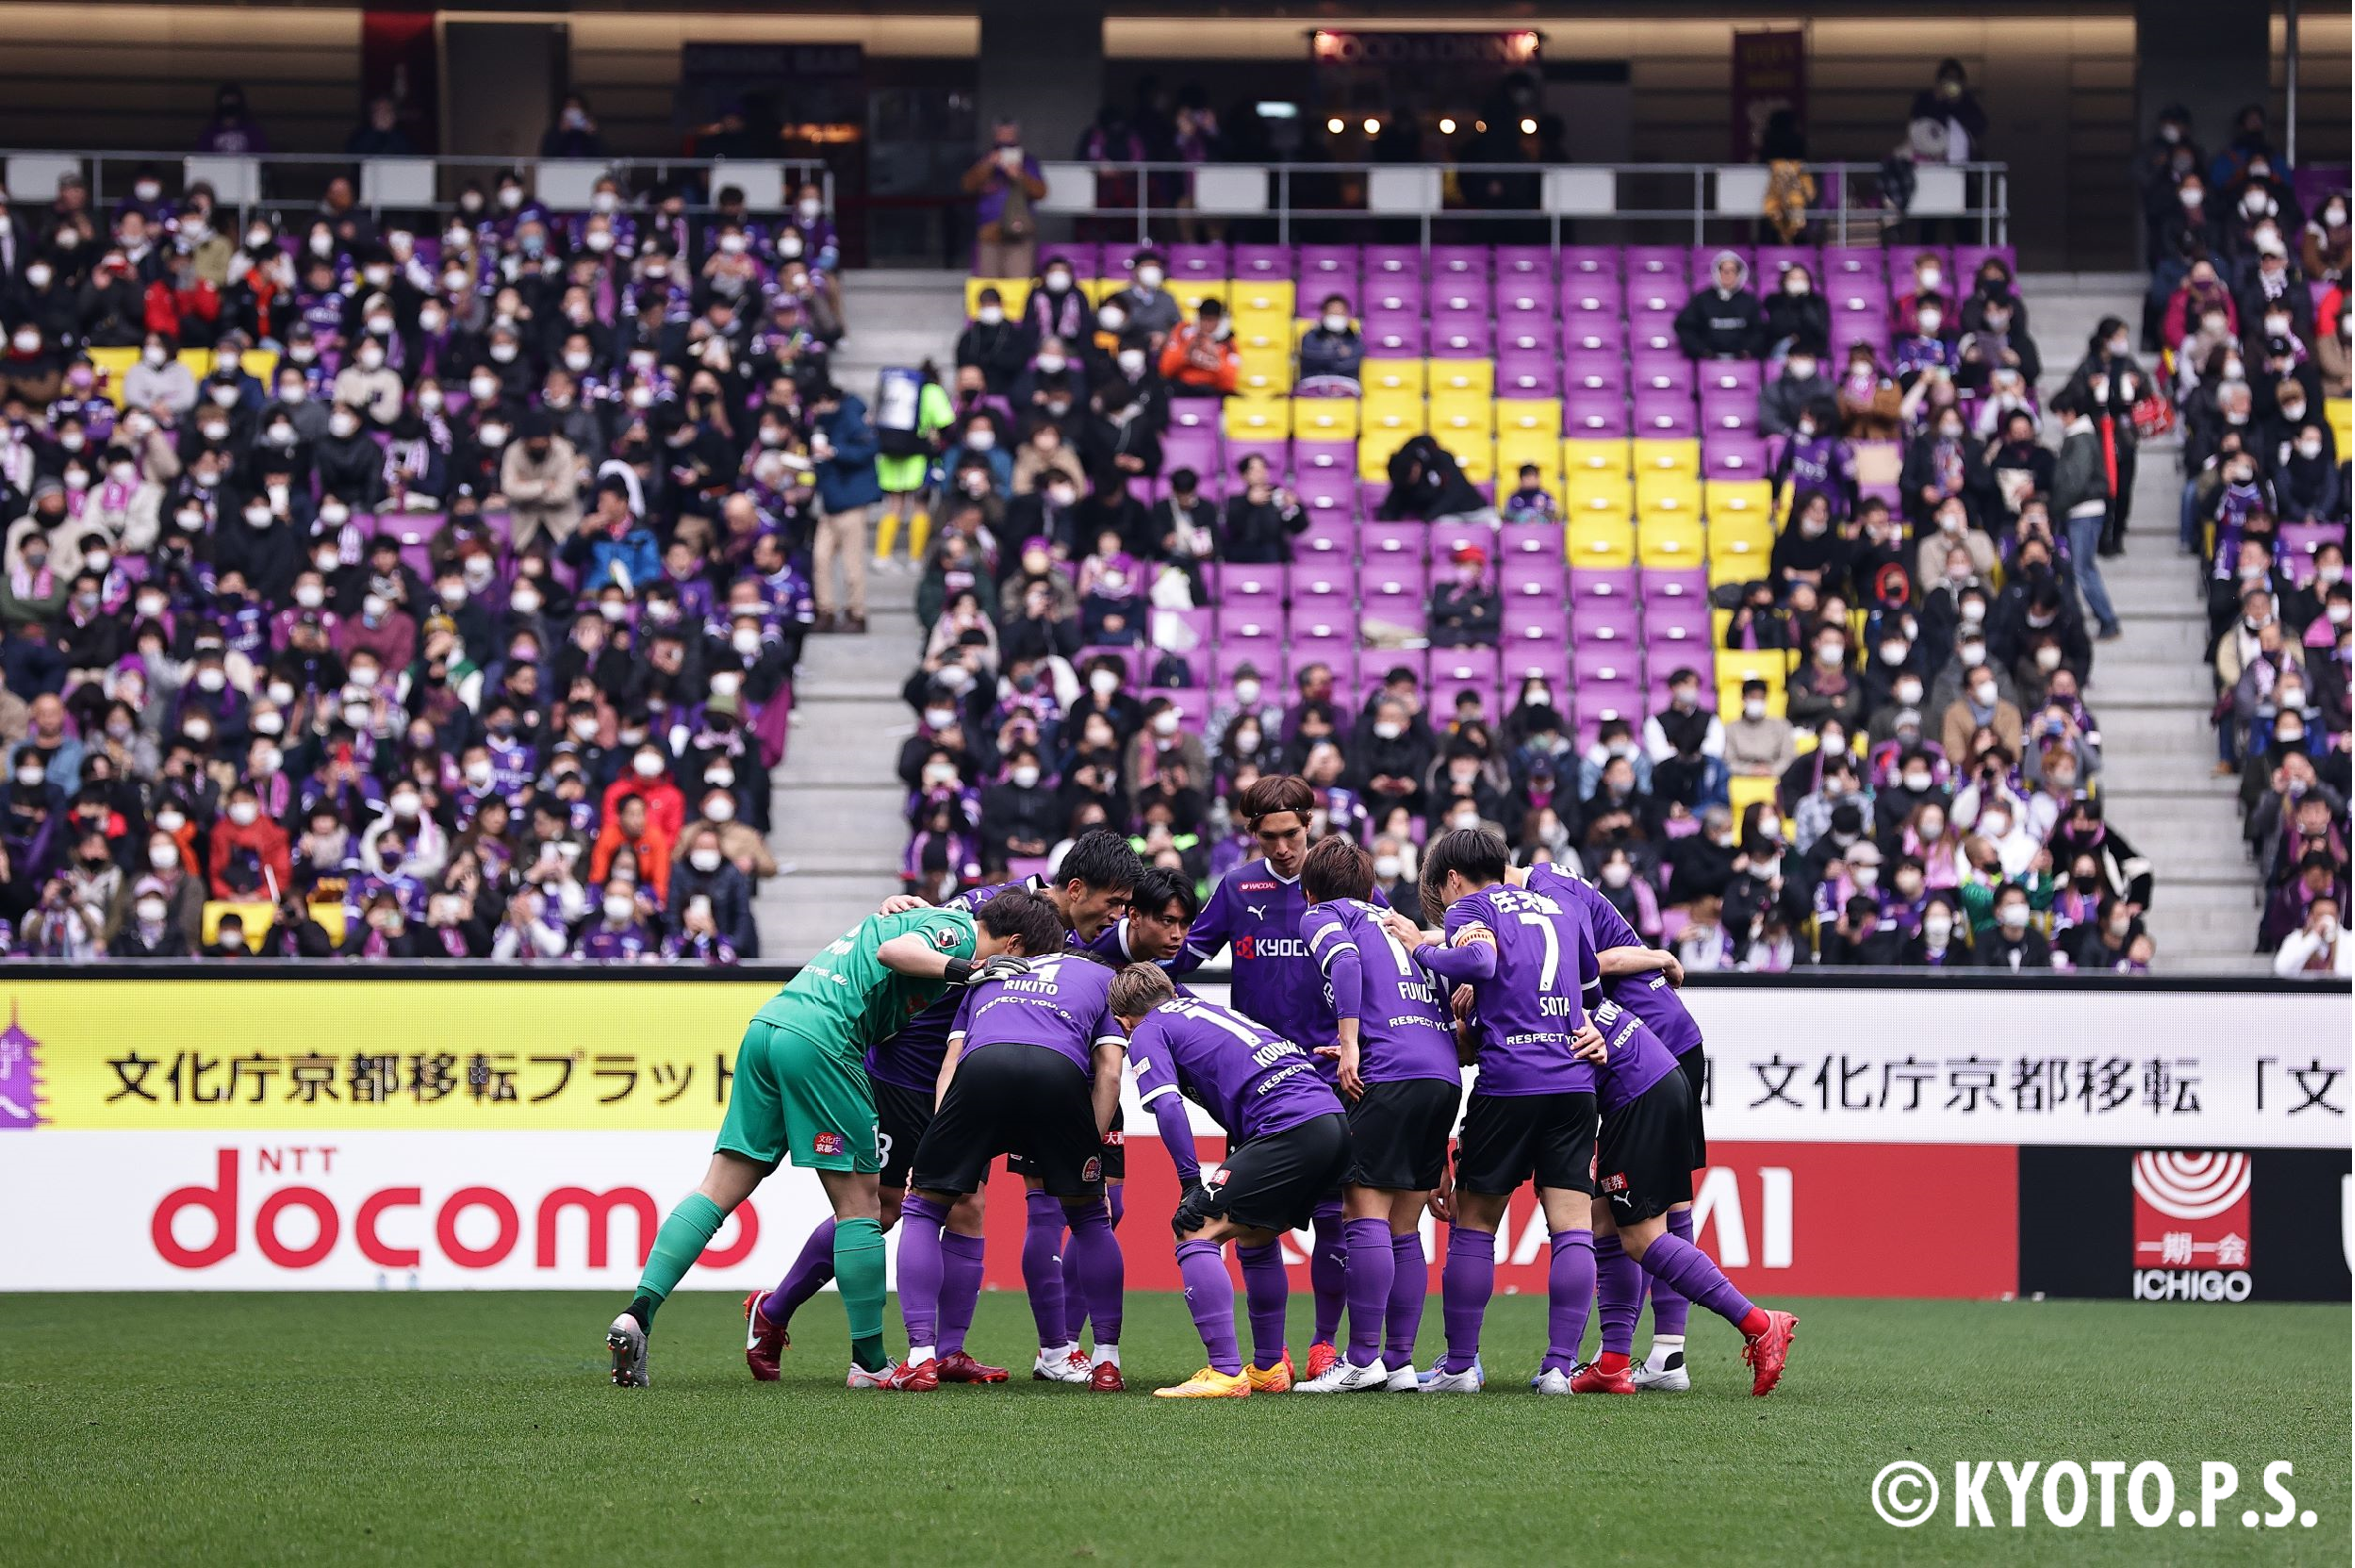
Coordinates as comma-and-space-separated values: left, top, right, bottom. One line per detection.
1562, 438, 1629, 477
1495, 399, 1560, 436
1082, 276, 1125, 304
1637, 514, 1704, 567
1235, 279, 1296, 318
1425, 359, 1495, 397
1449, 439, 1495, 484
1708, 515, 1777, 582
1293, 399, 1361, 439
1703, 478, 1775, 524
1727, 774, 1779, 818
1567, 515, 1636, 567
1712, 608, 1734, 645
1235, 350, 1293, 396
1359, 358, 1423, 397
1360, 392, 1426, 438
1497, 431, 1563, 487
1222, 397, 1290, 439
2328, 397, 2353, 449
1634, 471, 1702, 518
964, 276, 1031, 318
88, 347, 141, 407
1718, 681, 1786, 721
1631, 437, 1700, 476
1429, 390, 1494, 440
1565, 471, 1633, 519
1359, 424, 1415, 480
1172, 280, 1230, 314
1719, 649, 1790, 692
1236, 318, 1288, 354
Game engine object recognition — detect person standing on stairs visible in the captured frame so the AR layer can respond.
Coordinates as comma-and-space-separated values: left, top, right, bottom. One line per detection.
808, 378, 881, 634
2050, 387, 2123, 643
2063, 318, 2151, 558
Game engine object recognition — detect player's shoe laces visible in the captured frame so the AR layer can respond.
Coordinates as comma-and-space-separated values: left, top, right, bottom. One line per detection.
1088, 1360, 1127, 1393
1245, 1352, 1295, 1393
1742, 1310, 1798, 1397
847, 1358, 939, 1391
742, 1293, 788, 1382
1295, 1357, 1389, 1393
1153, 1366, 1251, 1399
1421, 1360, 1485, 1393
1303, 1341, 1341, 1380
1032, 1347, 1092, 1384
605, 1314, 648, 1388
936, 1350, 1009, 1384
1568, 1361, 1636, 1395
1632, 1349, 1689, 1392
1383, 1364, 1423, 1392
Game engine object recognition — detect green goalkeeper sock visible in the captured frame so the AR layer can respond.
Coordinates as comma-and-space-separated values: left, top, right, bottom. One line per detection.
833, 1216, 889, 1371
628, 1193, 728, 1328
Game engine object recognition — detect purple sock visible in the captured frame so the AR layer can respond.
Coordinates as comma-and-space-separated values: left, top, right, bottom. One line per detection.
759, 1216, 836, 1324
937, 1229, 987, 1356
1440, 1226, 1495, 1374
1594, 1231, 1644, 1358
1638, 1232, 1756, 1329
1308, 1200, 1347, 1345
1542, 1229, 1596, 1374
895, 1194, 949, 1351
1021, 1190, 1068, 1347
1058, 1226, 1087, 1341
1236, 1241, 1289, 1369
1061, 1200, 1123, 1347
1343, 1217, 1394, 1365
1649, 1209, 1695, 1339
1178, 1239, 1243, 1375
1384, 1230, 1428, 1369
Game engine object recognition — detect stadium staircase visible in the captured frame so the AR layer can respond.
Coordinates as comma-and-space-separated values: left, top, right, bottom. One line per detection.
2016, 273, 2267, 974
757, 269, 971, 959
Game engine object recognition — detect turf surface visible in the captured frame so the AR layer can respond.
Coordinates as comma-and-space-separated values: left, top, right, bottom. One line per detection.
1, 1292, 2344, 1566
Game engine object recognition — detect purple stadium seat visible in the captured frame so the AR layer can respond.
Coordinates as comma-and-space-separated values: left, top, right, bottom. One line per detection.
1574, 593, 1641, 648
1496, 244, 1549, 279
1696, 359, 1762, 396
1166, 399, 1219, 433
1365, 275, 1418, 314
1632, 387, 1696, 437
1430, 244, 1488, 280
1955, 244, 2018, 282
1822, 246, 1881, 279
1169, 243, 1226, 281
373, 511, 445, 547
1233, 243, 1292, 279
1629, 352, 1693, 395
1702, 437, 1769, 479
1573, 666, 1645, 732
1299, 243, 1359, 292
1363, 244, 1421, 281
1632, 277, 1681, 318
1701, 386, 1758, 436
1498, 318, 1558, 356
1563, 274, 1625, 317
1501, 645, 1571, 691
1289, 635, 1358, 687
1361, 312, 1425, 356
1754, 245, 1818, 284
1429, 647, 1500, 693
1427, 515, 1494, 562
1203, 562, 1284, 607
1496, 346, 1560, 395
1213, 639, 1284, 690
1359, 579, 1427, 639
1360, 556, 1429, 600
1289, 600, 1354, 642
1290, 563, 1351, 606
1498, 276, 1554, 320
1500, 523, 1566, 564
1218, 600, 1285, 641
1827, 282, 1888, 330
1564, 385, 1629, 436
1430, 277, 1492, 315
1564, 350, 1626, 394
1569, 567, 1639, 635
1690, 246, 1753, 289
1228, 436, 1289, 478
1361, 520, 1425, 561
1295, 469, 1356, 516
1295, 513, 1354, 562
1428, 313, 1490, 357
1625, 244, 1682, 278
1501, 598, 1566, 645
2278, 522, 2347, 578
1501, 553, 1567, 601
1151, 607, 1217, 657
1560, 245, 1619, 278
1563, 315, 1629, 356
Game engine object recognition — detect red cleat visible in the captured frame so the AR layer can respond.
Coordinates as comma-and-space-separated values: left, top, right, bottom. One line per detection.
1304, 1341, 1340, 1381
936, 1350, 1009, 1384
884, 1357, 941, 1391
1742, 1309, 1798, 1397
1088, 1359, 1127, 1392
742, 1292, 788, 1382
1569, 1361, 1636, 1395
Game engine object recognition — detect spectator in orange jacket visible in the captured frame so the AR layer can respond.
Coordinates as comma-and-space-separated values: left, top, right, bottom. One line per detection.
590, 791, 674, 903
599, 741, 687, 844
1157, 298, 1240, 397
207, 783, 292, 900
145, 250, 223, 346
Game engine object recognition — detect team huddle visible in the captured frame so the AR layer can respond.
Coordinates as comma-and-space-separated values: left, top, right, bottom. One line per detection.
604, 776, 1797, 1398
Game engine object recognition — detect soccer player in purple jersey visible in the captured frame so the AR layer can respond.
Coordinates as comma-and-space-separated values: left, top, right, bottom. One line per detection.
1294, 837, 1459, 1393
893, 951, 1132, 1391
744, 832, 1140, 1387
1571, 996, 1798, 1396
1378, 828, 1602, 1394
1107, 964, 1353, 1399
1171, 774, 1378, 1383
1520, 859, 1713, 1389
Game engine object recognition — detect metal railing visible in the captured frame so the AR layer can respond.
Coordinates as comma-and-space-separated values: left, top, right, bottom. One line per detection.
1026, 157, 2008, 250
0, 148, 833, 224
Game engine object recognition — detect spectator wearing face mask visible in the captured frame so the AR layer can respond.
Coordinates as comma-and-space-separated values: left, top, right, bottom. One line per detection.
500, 411, 583, 549
1762, 267, 1830, 363
1725, 678, 1796, 779
1298, 294, 1365, 395
2274, 890, 2353, 977
1760, 343, 1834, 439
1427, 544, 1500, 648
1974, 883, 2052, 970
956, 287, 1033, 394
1899, 400, 1990, 531
1940, 664, 2023, 776
1901, 894, 1969, 966
206, 782, 291, 900
668, 821, 756, 956
1674, 250, 1763, 360
1157, 299, 1239, 397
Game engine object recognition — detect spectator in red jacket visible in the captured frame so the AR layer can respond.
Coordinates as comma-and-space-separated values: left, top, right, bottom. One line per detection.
145, 250, 223, 347
589, 791, 675, 904
207, 783, 292, 900
1157, 298, 1240, 397
600, 741, 688, 844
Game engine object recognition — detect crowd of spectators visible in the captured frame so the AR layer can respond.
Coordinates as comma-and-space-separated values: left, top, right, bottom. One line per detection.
2131, 104, 2352, 972
0, 150, 858, 959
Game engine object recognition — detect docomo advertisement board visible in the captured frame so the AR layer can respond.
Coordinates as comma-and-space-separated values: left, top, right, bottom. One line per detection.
0, 979, 2344, 1296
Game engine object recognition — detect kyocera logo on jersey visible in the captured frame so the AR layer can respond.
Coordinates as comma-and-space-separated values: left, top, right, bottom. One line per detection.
1231, 937, 1308, 959
2130, 1151, 2253, 1303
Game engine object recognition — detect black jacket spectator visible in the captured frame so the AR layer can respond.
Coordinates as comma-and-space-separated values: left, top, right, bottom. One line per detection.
1674, 252, 1763, 360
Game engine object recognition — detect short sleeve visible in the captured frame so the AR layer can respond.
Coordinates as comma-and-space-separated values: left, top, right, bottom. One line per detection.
949, 988, 976, 1041
894, 908, 976, 960
1128, 1015, 1180, 1103
1301, 905, 1354, 974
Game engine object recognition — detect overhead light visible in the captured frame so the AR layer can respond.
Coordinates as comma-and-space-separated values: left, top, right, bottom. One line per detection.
1519, 117, 1537, 134
1475, 119, 1488, 133
1363, 117, 1381, 135
1439, 117, 1457, 134
1256, 101, 1298, 120
1326, 116, 1345, 134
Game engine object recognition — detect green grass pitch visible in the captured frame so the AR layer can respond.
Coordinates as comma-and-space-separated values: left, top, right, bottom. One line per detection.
1, 1292, 2345, 1566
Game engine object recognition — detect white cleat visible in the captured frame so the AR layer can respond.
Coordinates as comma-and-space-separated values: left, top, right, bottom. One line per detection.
1633, 1350, 1691, 1391
1294, 1357, 1389, 1393
1421, 1361, 1486, 1393
605, 1313, 648, 1387
1031, 1347, 1093, 1384
1384, 1365, 1423, 1392
1532, 1367, 1575, 1395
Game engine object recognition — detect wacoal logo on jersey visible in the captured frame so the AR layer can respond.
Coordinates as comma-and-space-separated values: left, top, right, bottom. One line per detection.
1236, 881, 1278, 892
1231, 937, 1310, 959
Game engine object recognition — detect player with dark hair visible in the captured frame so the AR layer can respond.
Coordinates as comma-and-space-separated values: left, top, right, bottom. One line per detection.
1106, 963, 1353, 1399
1294, 835, 1458, 1392
1172, 774, 1375, 1386
746, 832, 1141, 1388
893, 950, 1132, 1390
607, 888, 1064, 1389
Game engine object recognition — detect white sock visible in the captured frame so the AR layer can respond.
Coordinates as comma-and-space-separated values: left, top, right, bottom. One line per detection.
1645, 1335, 1685, 1367
1043, 1340, 1077, 1361
908, 1343, 935, 1366
1093, 1344, 1120, 1369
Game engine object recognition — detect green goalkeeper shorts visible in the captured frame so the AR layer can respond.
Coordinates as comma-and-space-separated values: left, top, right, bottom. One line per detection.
714, 1019, 882, 1174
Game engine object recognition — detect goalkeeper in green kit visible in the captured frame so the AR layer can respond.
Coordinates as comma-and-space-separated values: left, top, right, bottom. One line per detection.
607, 889, 1068, 1390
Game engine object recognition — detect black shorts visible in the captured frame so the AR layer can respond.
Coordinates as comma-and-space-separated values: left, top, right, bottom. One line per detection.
874, 1077, 934, 1192
1009, 1104, 1126, 1182
1597, 1071, 1699, 1227
910, 1043, 1107, 1201
1346, 1078, 1461, 1192
1202, 1113, 1353, 1234
1676, 1046, 1708, 1169
1454, 1090, 1597, 1197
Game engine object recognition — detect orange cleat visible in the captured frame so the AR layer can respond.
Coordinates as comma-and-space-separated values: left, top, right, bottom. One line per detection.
1089, 1359, 1127, 1392
1742, 1310, 1798, 1397
742, 1292, 788, 1382
1246, 1351, 1295, 1393
1304, 1341, 1340, 1381
936, 1350, 1009, 1384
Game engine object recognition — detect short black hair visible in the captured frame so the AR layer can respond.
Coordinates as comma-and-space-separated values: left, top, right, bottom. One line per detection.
973, 887, 1068, 957
1132, 865, 1200, 924
1418, 826, 1511, 923
1056, 827, 1144, 895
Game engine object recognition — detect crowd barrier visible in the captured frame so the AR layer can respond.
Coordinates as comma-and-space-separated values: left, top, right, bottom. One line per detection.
0, 971, 2343, 1303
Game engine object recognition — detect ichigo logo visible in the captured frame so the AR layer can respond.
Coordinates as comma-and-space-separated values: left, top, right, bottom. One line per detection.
2131, 1151, 2253, 1302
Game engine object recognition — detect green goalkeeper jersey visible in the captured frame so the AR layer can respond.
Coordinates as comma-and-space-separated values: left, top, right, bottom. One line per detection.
754, 906, 978, 1063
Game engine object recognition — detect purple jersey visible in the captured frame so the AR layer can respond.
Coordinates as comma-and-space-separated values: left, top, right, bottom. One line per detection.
1525, 863, 1705, 1061
1587, 996, 1681, 1114
865, 877, 1072, 1090
948, 952, 1122, 1079
1085, 916, 1194, 997
1178, 859, 1388, 1067
1429, 884, 1590, 1096
1129, 998, 1342, 1144
1301, 898, 1458, 1083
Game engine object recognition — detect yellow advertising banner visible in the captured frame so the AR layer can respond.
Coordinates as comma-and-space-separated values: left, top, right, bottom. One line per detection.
0, 981, 782, 1130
